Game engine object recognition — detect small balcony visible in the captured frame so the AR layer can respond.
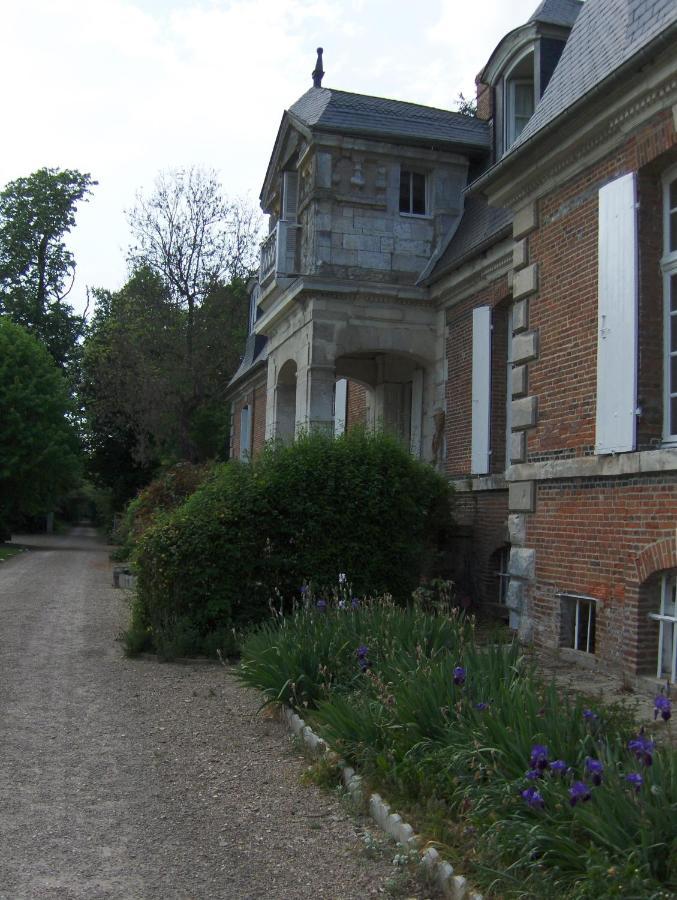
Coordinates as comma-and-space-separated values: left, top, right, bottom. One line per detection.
259, 220, 301, 287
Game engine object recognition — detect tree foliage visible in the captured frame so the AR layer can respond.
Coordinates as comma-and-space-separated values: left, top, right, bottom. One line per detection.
0, 168, 95, 370
0, 317, 81, 538
81, 266, 249, 491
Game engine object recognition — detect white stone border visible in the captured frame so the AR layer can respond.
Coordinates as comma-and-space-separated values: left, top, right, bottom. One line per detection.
282, 706, 483, 900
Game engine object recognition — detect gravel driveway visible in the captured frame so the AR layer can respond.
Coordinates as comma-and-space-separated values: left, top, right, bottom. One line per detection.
0, 528, 407, 900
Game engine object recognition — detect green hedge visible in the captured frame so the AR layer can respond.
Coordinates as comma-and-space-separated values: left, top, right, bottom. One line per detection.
129, 429, 452, 657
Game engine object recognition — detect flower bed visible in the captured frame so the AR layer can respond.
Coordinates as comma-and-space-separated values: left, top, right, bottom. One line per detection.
239, 596, 676, 899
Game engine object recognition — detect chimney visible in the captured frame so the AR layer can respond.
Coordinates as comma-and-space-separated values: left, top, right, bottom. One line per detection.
312, 47, 325, 88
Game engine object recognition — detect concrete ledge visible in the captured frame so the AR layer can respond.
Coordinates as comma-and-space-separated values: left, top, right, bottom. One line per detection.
507, 447, 677, 482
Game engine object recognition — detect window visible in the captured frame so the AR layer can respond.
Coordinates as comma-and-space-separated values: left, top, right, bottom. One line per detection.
559, 592, 597, 653
494, 545, 511, 605
648, 571, 677, 682
662, 168, 677, 442
239, 405, 251, 462
248, 283, 261, 334
399, 169, 426, 216
504, 51, 534, 149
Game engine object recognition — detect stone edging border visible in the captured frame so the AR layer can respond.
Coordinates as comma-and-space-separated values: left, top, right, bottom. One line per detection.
281, 706, 483, 900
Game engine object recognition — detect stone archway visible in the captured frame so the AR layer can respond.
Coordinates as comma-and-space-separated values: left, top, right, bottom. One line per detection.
275, 359, 297, 442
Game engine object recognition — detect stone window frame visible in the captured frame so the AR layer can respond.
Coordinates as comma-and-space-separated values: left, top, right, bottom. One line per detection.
662, 164, 677, 443
398, 167, 428, 217
557, 591, 597, 654
648, 570, 677, 682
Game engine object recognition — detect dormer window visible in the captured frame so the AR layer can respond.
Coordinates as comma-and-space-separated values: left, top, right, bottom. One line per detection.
505, 50, 534, 148
399, 169, 427, 216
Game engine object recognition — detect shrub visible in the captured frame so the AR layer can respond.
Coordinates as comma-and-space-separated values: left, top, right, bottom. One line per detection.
112, 461, 214, 560
129, 429, 452, 657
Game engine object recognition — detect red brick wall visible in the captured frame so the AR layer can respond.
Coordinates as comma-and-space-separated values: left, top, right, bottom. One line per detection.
346, 379, 368, 429
231, 378, 267, 460
445, 276, 511, 477
527, 473, 677, 673
526, 110, 677, 463
252, 384, 267, 456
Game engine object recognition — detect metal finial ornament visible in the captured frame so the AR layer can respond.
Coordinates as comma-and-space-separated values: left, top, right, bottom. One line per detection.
312, 47, 325, 87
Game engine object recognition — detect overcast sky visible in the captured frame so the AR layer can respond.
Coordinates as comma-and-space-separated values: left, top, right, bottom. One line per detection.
1, 0, 538, 315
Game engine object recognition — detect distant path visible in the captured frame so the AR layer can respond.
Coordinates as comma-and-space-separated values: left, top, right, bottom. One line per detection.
0, 528, 397, 899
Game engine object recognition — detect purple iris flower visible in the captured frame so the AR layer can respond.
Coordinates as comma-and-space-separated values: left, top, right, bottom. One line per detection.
569, 781, 591, 807
520, 785, 544, 809
356, 645, 369, 659
453, 666, 466, 686
351, 597, 360, 609
529, 744, 549, 771
583, 709, 599, 722
316, 599, 327, 611
628, 733, 655, 767
654, 696, 672, 722
474, 702, 489, 711
550, 759, 567, 775
525, 769, 541, 780
585, 757, 604, 786
625, 772, 643, 792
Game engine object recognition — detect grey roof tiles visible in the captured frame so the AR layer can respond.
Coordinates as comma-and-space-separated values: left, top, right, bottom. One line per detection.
288, 87, 490, 150
428, 196, 512, 282
512, 0, 677, 150
528, 0, 583, 28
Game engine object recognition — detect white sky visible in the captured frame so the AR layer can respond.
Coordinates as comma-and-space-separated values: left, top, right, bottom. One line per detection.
0, 0, 538, 315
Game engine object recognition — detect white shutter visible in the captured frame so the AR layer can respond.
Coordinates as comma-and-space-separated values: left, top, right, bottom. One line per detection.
282, 171, 299, 222
239, 405, 251, 461
471, 306, 492, 474
334, 378, 348, 436
595, 172, 638, 454
275, 220, 299, 276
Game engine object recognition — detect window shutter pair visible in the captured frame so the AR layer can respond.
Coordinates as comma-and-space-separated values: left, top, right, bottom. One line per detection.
595, 173, 638, 454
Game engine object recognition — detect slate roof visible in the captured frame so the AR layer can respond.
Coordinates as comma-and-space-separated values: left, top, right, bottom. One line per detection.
426, 196, 512, 283
228, 333, 267, 390
512, 0, 677, 150
288, 87, 490, 151
528, 0, 583, 28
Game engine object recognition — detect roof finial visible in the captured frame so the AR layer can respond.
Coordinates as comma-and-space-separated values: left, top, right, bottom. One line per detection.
312, 47, 324, 88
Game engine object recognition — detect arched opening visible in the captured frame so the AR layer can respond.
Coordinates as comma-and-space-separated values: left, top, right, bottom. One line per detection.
275, 360, 297, 443
335, 351, 425, 454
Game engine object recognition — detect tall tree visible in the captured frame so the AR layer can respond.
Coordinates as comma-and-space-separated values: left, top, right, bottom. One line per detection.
0, 317, 81, 539
81, 267, 248, 494
0, 167, 95, 370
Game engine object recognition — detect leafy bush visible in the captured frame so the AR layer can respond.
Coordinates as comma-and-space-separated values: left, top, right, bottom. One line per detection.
112, 461, 214, 560
129, 429, 451, 657
239, 600, 677, 899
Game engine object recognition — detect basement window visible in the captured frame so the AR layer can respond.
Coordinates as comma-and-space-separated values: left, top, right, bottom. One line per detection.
399, 169, 426, 216
559, 592, 597, 654
493, 544, 511, 605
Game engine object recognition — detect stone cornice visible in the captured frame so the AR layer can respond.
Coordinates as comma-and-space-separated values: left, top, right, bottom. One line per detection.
436, 248, 513, 311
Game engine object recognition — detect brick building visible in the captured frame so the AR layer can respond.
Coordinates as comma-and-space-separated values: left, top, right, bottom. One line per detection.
227, 0, 677, 682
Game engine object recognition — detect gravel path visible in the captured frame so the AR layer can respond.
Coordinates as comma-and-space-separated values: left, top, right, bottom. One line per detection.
0, 528, 411, 900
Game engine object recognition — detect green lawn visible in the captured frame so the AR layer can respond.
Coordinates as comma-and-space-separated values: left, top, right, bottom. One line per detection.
0, 545, 22, 562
